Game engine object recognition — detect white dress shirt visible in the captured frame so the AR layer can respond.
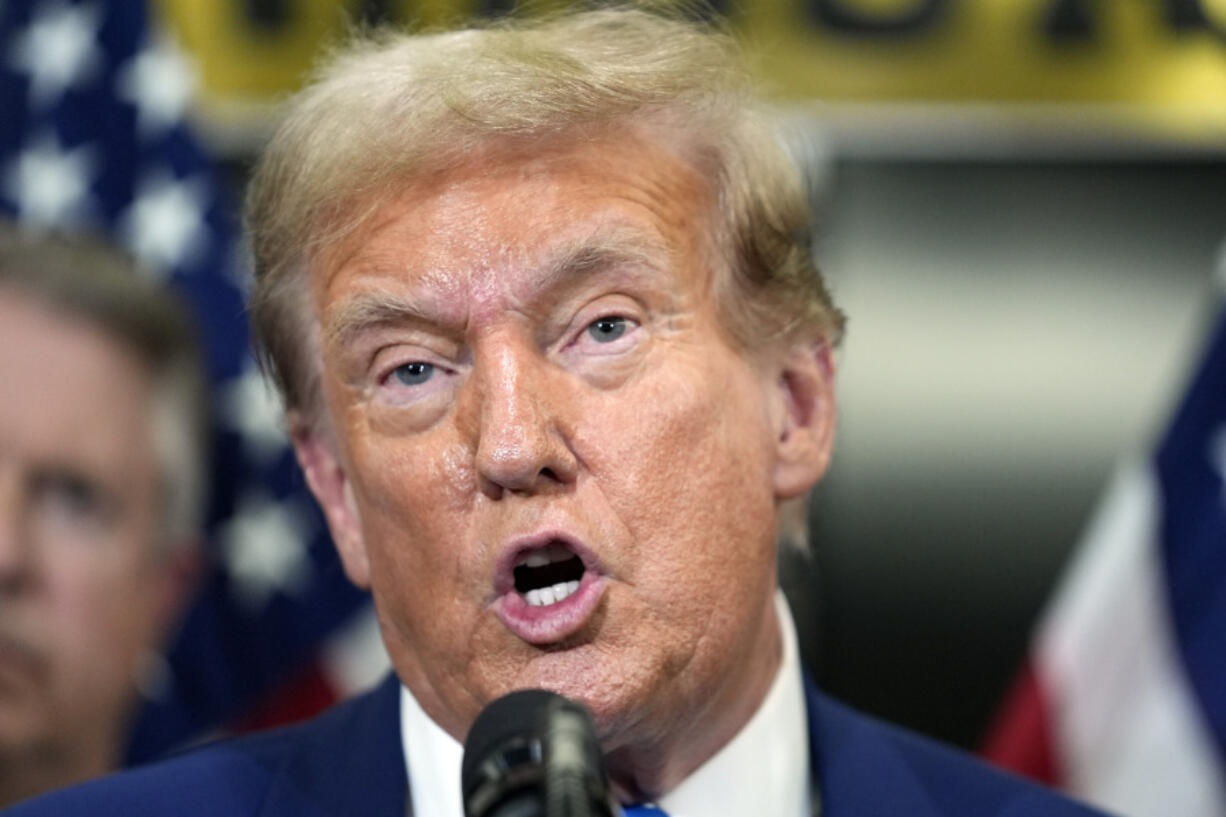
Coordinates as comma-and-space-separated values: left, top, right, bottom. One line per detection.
400, 591, 813, 817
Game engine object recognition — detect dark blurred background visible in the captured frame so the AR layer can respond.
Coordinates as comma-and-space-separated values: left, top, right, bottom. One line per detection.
790, 159, 1224, 748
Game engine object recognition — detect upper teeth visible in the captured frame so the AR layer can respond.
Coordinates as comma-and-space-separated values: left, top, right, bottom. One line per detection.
525, 581, 581, 607
517, 542, 573, 568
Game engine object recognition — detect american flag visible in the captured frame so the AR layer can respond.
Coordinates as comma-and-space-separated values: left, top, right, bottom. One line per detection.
984, 288, 1226, 815
0, 0, 388, 762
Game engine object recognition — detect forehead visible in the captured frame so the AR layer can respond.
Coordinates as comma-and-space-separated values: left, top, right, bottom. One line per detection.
314, 130, 718, 330
0, 290, 157, 482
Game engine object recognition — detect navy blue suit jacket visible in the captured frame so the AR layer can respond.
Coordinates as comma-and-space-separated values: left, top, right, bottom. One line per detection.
6, 673, 1110, 816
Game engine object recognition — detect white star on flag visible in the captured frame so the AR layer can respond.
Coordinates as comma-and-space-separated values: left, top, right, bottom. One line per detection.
320, 609, 392, 697
220, 493, 313, 612
7, 1, 102, 108
116, 36, 197, 136
118, 171, 209, 275
3, 132, 96, 229
220, 359, 290, 465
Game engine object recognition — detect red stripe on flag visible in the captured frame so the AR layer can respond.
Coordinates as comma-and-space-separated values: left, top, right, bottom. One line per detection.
981, 661, 1062, 787
232, 661, 341, 733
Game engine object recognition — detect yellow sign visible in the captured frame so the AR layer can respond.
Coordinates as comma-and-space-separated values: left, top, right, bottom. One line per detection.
159, 0, 1226, 137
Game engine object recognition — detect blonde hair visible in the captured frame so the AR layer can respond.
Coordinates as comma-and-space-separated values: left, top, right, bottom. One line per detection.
246, 6, 844, 417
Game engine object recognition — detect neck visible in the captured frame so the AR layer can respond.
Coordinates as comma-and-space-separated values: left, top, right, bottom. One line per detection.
603, 597, 783, 802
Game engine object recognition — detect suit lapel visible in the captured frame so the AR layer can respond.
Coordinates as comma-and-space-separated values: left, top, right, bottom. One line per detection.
805, 675, 943, 817
258, 673, 408, 817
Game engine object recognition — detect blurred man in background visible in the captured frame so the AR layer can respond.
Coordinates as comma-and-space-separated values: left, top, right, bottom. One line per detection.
0, 224, 207, 806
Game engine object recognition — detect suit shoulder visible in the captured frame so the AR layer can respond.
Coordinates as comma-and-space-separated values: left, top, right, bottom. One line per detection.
878, 718, 1108, 816
2, 735, 288, 817
4, 678, 403, 817
810, 691, 1113, 816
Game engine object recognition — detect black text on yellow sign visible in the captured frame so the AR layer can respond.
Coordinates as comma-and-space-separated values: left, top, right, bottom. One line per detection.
160, 0, 1226, 126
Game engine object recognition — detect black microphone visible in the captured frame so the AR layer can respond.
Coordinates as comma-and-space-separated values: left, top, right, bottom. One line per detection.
461, 689, 620, 817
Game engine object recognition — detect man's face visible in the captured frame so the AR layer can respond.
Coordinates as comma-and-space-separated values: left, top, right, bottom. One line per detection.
301, 130, 833, 771
0, 291, 171, 769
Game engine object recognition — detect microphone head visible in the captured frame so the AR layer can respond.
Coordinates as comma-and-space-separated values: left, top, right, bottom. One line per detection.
462, 689, 559, 794
463, 686, 561, 814
461, 689, 615, 817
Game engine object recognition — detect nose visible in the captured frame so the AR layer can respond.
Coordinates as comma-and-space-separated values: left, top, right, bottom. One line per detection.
0, 465, 31, 591
471, 340, 578, 499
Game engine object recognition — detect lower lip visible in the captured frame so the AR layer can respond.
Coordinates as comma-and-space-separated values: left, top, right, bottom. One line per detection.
494, 572, 608, 645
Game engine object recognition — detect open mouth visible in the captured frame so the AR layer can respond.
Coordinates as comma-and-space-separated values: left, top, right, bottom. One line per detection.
513, 541, 586, 607
494, 533, 606, 644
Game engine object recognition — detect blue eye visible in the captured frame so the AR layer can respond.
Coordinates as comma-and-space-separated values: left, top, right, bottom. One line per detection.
586, 316, 627, 344
392, 362, 435, 386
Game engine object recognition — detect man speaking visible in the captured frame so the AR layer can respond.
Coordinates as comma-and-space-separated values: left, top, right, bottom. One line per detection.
8, 8, 1107, 816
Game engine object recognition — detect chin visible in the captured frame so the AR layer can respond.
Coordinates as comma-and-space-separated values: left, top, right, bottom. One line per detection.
506, 645, 613, 698
508, 647, 671, 744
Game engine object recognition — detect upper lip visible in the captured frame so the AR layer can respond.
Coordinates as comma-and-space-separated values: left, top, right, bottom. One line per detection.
491, 529, 602, 598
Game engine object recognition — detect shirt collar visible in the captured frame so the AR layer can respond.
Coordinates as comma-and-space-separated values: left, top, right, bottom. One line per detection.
654, 591, 811, 817
401, 678, 464, 817
400, 590, 811, 817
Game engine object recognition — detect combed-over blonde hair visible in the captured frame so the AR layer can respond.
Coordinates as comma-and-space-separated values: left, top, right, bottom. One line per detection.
245, 5, 844, 547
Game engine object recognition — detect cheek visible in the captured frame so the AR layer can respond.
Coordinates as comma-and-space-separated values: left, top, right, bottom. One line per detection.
348, 432, 484, 658
581, 356, 779, 584
349, 436, 489, 710
351, 433, 475, 556
42, 546, 159, 697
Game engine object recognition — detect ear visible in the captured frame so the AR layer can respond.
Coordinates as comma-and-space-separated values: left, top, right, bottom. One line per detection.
770, 339, 837, 500
289, 411, 371, 589
151, 540, 201, 639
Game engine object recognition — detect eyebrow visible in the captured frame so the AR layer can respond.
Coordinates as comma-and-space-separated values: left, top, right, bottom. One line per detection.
325, 230, 670, 347
326, 290, 433, 349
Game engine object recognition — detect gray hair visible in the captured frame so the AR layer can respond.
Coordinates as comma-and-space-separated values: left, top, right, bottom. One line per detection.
0, 222, 209, 546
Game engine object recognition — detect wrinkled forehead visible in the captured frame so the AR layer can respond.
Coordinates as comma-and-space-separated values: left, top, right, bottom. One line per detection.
325, 230, 676, 347
310, 120, 718, 257
307, 129, 722, 336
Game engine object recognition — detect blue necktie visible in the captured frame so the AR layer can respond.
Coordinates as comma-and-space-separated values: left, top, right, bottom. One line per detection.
623, 806, 669, 816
